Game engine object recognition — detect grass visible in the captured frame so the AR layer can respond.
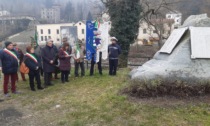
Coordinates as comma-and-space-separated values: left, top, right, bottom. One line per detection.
0, 68, 210, 126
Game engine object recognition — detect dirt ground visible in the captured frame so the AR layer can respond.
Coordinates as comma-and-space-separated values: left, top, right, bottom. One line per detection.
128, 95, 210, 107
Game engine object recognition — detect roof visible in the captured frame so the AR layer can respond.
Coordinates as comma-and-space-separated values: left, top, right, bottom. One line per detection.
150, 19, 175, 24
75, 21, 86, 25
166, 10, 182, 14
7, 30, 35, 43
36, 23, 74, 26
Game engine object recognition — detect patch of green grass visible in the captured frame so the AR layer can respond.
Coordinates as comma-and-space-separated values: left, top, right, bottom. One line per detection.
0, 69, 210, 126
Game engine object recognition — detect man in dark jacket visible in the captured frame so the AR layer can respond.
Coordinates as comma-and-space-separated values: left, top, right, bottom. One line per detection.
34, 42, 44, 76
108, 37, 121, 76
90, 52, 102, 76
42, 39, 56, 86
0, 41, 19, 97
52, 41, 59, 79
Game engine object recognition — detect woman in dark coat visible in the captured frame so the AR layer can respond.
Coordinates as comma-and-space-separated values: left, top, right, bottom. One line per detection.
41, 39, 56, 86
58, 43, 71, 83
24, 46, 44, 91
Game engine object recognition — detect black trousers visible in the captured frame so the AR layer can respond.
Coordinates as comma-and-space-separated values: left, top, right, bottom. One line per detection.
90, 52, 102, 75
39, 67, 43, 76
109, 59, 118, 75
75, 62, 85, 77
28, 70, 42, 90
61, 70, 69, 82
44, 72, 52, 85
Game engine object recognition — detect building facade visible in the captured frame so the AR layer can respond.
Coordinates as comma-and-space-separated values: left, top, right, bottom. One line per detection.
36, 21, 86, 45
0, 10, 10, 16
137, 11, 182, 45
137, 19, 175, 45
41, 5, 61, 23
37, 23, 74, 44
74, 21, 86, 42
166, 11, 182, 28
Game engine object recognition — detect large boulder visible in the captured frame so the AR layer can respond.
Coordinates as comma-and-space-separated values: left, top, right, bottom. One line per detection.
130, 14, 210, 83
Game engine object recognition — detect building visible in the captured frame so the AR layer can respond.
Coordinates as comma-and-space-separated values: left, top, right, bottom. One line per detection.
166, 11, 182, 28
74, 21, 86, 41
36, 23, 74, 44
137, 11, 182, 45
0, 10, 10, 17
137, 19, 175, 45
41, 5, 61, 23
36, 21, 86, 45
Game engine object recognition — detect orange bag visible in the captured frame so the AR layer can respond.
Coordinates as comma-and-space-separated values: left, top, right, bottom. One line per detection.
20, 62, 29, 74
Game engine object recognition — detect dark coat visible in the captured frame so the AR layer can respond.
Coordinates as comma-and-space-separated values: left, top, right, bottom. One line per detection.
108, 44, 121, 59
58, 48, 71, 71
41, 45, 56, 73
24, 53, 40, 73
14, 47, 24, 63
34, 46, 43, 68
53, 44, 59, 65
0, 49, 19, 74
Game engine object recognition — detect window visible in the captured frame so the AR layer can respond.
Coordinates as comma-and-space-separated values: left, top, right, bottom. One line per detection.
176, 19, 179, 23
82, 29, 85, 34
153, 30, 157, 33
48, 29, 51, 34
48, 36, 51, 39
41, 36, 43, 41
41, 29, 43, 34
57, 38, 60, 41
143, 29, 147, 34
45, 36, 47, 41
57, 29, 59, 34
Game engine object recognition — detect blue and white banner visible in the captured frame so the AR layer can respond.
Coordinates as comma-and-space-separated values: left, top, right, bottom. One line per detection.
86, 21, 96, 61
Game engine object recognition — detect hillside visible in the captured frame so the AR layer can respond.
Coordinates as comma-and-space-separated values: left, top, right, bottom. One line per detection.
173, 0, 210, 20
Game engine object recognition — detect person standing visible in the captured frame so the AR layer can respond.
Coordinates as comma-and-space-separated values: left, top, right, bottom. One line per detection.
108, 37, 121, 76
58, 43, 71, 83
90, 52, 102, 76
41, 39, 56, 87
52, 42, 59, 79
24, 46, 44, 91
59, 37, 72, 57
34, 42, 44, 76
13, 43, 26, 81
0, 41, 19, 97
73, 40, 86, 77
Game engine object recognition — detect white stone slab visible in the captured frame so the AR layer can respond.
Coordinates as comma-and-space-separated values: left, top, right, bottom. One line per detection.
190, 27, 210, 59
160, 27, 188, 54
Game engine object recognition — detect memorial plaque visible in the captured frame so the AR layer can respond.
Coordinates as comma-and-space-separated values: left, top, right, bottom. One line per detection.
190, 27, 210, 59
160, 27, 188, 54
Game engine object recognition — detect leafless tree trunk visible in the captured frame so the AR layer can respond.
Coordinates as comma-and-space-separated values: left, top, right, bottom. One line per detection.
141, 0, 180, 49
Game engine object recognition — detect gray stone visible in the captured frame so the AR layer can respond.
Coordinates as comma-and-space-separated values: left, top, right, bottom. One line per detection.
130, 14, 210, 83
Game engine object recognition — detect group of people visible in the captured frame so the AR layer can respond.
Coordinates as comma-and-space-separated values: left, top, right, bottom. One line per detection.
0, 37, 121, 97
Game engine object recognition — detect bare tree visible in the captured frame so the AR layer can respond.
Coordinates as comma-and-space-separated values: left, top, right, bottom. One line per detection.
141, 0, 180, 48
